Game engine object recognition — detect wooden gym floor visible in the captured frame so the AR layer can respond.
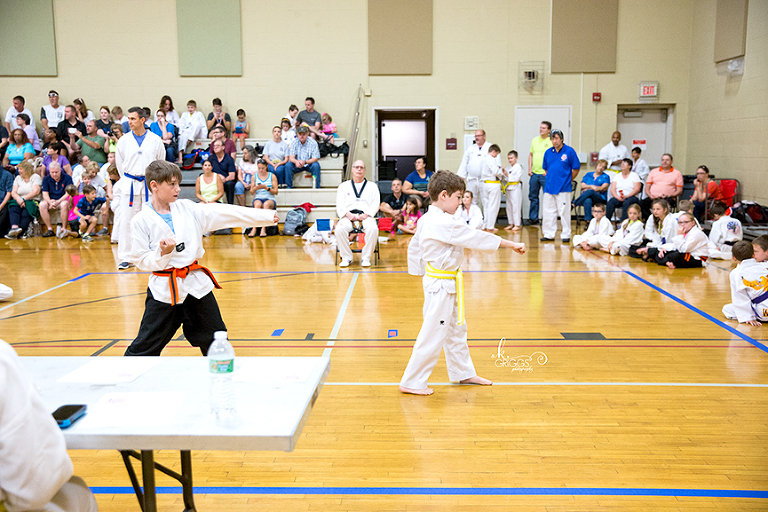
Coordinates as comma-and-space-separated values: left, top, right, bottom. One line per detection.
1, 224, 767, 511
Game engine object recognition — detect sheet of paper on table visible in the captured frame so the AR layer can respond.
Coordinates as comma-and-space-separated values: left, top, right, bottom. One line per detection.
234, 358, 317, 384
77, 391, 187, 428
58, 358, 161, 384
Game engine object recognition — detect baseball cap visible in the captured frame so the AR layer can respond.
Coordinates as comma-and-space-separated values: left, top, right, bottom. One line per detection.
297, 125, 309, 134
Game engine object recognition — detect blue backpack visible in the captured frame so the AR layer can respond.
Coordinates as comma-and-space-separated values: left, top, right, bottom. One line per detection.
282, 207, 308, 235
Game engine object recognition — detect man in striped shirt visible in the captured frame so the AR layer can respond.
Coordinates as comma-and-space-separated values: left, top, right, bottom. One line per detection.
285, 125, 321, 188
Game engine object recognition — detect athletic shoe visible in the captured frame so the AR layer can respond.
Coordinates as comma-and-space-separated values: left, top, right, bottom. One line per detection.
96, 227, 109, 236
540, 237, 554, 242
117, 261, 135, 270
7, 227, 22, 238
110, 239, 118, 244
561, 238, 570, 244
81, 234, 93, 241
42, 230, 55, 237
361, 259, 371, 267
339, 258, 352, 268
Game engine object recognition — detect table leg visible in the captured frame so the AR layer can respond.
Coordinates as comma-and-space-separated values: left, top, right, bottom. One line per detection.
180, 451, 196, 512
141, 450, 158, 512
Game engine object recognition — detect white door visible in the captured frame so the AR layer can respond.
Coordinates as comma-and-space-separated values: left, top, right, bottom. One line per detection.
514, 106, 572, 221
616, 107, 673, 170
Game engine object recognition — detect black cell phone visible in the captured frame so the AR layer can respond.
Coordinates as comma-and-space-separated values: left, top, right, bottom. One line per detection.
52, 404, 87, 429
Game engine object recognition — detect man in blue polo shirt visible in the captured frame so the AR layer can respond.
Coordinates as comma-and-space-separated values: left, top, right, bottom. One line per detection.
541, 129, 580, 243
39, 162, 74, 237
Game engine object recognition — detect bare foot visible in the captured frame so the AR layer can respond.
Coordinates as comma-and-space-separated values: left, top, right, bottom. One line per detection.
460, 376, 492, 385
512, 226, 520, 232
666, 261, 676, 269
399, 385, 434, 395
504, 225, 514, 231
490, 228, 498, 233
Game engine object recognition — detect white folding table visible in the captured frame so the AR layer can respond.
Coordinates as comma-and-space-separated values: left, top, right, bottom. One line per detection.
21, 356, 330, 512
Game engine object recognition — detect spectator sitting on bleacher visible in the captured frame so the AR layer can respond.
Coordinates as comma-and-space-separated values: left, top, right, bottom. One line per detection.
208, 126, 236, 160
690, 165, 722, 221
286, 104, 299, 127
641, 153, 682, 219
296, 97, 325, 141
4, 95, 34, 131
111, 105, 128, 125
206, 97, 231, 135
233, 109, 249, 148
196, 160, 225, 210
235, 145, 258, 206
39, 162, 73, 237
2, 129, 35, 169
402, 156, 433, 209
95, 106, 113, 139
5, 160, 41, 239
155, 95, 180, 125
176, 100, 206, 163
73, 98, 95, 125
285, 125, 321, 188
247, 159, 278, 238
108, 122, 123, 153
56, 105, 86, 161
335, 160, 380, 267
263, 126, 289, 187
71, 154, 90, 185
322, 113, 337, 139
40, 127, 61, 154
572, 159, 610, 222
209, 139, 237, 204
379, 178, 407, 228
281, 118, 296, 145
150, 110, 178, 162
16, 113, 40, 153
76, 120, 108, 165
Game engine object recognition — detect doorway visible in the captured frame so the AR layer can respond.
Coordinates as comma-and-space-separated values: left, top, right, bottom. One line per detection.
616, 106, 674, 169
374, 109, 437, 182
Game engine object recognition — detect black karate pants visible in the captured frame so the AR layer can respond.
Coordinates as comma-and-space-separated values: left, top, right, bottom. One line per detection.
125, 289, 226, 356
646, 248, 703, 268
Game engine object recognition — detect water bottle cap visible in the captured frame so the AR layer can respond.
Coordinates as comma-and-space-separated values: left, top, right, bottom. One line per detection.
214, 331, 228, 339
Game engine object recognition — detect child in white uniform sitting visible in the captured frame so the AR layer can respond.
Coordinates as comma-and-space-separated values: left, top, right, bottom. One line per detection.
708, 201, 743, 260
453, 191, 483, 230
598, 203, 644, 255
630, 198, 678, 260
400, 171, 526, 396
722, 241, 768, 326
641, 212, 709, 268
573, 202, 614, 250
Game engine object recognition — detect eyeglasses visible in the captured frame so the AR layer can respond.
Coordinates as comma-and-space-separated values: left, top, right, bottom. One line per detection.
679, 220, 695, 225
256, 159, 267, 165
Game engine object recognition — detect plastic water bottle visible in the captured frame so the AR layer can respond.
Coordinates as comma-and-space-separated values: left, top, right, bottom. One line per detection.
208, 331, 236, 425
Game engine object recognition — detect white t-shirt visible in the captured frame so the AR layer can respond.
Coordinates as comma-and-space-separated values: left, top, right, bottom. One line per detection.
611, 171, 642, 198
281, 128, 296, 145
41, 105, 66, 128
13, 174, 43, 199
263, 140, 288, 163
5, 107, 35, 130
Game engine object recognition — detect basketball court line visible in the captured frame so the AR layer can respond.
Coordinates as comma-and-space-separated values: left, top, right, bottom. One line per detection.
322, 272, 359, 357
0, 273, 90, 313
87, 485, 768, 498
323, 381, 768, 388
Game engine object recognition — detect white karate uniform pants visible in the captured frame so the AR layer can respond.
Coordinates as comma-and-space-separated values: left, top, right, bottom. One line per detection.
542, 192, 572, 240
709, 245, 733, 260
117, 188, 147, 263
400, 284, 476, 389
572, 233, 600, 247
505, 185, 522, 227
481, 183, 501, 230
0, 283, 12, 301
335, 216, 378, 262
46, 476, 99, 512
466, 178, 482, 210
723, 303, 768, 322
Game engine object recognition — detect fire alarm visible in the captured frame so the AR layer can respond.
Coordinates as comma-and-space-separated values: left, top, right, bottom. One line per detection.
592, 92, 602, 102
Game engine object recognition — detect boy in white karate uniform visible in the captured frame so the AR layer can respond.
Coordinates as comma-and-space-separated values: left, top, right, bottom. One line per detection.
598, 203, 644, 255
399, 171, 526, 396
125, 161, 278, 356
479, 144, 503, 232
708, 201, 743, 260
503, 150, 523, 231
573, 202, 614, 250
723, 241, 768, 326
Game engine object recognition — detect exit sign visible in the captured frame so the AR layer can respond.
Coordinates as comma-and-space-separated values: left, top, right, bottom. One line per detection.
639, 81, 659, 102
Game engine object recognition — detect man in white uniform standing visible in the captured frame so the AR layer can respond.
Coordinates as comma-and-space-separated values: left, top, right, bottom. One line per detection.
598, 131, 630, 173
335, 160, 380, 268
457, 129, 495, 210
116, 107, 165, 270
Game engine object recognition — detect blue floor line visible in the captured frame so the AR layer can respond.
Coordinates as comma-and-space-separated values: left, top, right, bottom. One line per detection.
624, 270, 768, 354
89, 486, 768, 498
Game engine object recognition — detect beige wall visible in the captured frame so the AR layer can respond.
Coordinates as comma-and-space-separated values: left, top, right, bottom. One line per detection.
687, 0, 768, 203
2, 0, 746, 189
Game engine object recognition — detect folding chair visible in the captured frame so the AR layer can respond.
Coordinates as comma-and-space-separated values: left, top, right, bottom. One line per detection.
334, 211, 381, 265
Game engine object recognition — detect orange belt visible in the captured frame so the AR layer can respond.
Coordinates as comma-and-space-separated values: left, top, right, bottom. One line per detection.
153, 261, 222, 306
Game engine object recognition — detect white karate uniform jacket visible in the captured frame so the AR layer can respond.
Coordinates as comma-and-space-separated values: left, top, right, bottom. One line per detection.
644, 215, 678, 248
723, 259, 768, 323
453, 204, 483, 230
401, 205, 501, 389
708, 215, 743, 259
660, 225, 709, 260
573, 216, 614, 246
600, 218, 644, 255
129, 199, 276, 304
115, 131, 166, 185
504, 163, 524, 227
334, 179, 381, 260
458, 142, 496, 206
0, 340, 74, 511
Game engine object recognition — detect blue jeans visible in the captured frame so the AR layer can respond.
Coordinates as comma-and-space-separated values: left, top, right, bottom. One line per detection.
268, 164, 287, 185
573, 190, 606, 221
606, 196, 640, 222
528, 173, 546, 221
284, 161, 321, 188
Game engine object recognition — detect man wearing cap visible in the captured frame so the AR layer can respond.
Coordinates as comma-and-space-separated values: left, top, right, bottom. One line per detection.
41, 90, 66, 130
285, 125, 321, 188
457, 129, 494, 209
540, 129, 580, 243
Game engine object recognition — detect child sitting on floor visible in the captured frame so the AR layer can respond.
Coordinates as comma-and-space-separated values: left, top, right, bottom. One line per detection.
707, 201, 743, 260
753, 235, 768, 263
722, 241, 768, 326
598, 203, 644, 256
638, 212, 708, 268
573, 202, 614, 250
392, 197, 421, 235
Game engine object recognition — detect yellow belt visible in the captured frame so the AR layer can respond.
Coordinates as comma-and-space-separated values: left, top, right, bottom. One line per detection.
484, 180, 500, 184
1, 502, 7, 512
425, 263, 464, 325
502, 181, 520, 193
